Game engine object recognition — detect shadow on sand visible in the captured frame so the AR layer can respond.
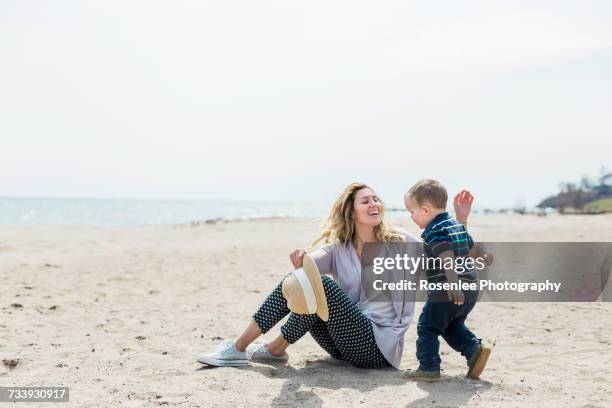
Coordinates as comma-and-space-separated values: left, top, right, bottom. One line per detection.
197, 357, 492, 407
404, 374, 493, 408
247, 357, 402, 407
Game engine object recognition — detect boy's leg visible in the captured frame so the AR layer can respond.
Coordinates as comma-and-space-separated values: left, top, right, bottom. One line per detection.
442, 319, 480, 359
440, 290, 491, 378
441, 291, 481, 360
416, 298, 456, 372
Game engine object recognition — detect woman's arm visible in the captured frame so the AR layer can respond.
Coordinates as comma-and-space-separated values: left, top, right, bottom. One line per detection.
289, 249, 306, 269
290, 245, 334, 276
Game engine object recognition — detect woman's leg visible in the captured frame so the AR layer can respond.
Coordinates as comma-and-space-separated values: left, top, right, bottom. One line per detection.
234, 275, 387, 367
279, 275, 390, 368
266, 334, 290, 356
266, 320, 342, 359
234, 320, 263, 352
234, 277, 291, 352
234, 273, 340, 357
307, 320, 343, 360
265, 322, 342, 358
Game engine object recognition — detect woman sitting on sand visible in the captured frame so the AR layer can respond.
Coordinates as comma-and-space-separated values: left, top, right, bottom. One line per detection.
197, 183, 473, 369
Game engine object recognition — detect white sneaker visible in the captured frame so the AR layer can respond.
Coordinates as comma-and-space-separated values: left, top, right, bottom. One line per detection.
197, 340, 248, 367
246, 341, 289, 362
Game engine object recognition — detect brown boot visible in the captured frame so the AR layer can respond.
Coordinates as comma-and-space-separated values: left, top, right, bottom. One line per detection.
466, 344, 491, 379
401, 368, 441, 383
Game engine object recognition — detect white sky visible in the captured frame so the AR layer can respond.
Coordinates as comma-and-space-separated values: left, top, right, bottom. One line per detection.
1, 0, 611, 208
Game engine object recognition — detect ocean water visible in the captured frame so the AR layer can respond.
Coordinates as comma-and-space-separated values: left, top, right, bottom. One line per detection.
0, 197, 329, 227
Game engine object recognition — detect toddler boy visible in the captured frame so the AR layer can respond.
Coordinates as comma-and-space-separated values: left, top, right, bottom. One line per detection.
402, 179, 491, 381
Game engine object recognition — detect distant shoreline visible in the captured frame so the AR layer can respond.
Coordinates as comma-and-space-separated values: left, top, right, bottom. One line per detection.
1, 211, 612, 231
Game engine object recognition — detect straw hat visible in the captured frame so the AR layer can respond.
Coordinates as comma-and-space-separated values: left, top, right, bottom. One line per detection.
282, 254, 329, 321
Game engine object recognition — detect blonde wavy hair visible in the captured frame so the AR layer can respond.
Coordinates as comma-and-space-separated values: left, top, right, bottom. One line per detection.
310, 183, 405, 247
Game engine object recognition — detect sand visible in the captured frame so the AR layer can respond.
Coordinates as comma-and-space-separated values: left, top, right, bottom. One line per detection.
1, 213, 611, 407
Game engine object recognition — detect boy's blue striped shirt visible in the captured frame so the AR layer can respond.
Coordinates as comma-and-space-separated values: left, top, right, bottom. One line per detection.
421, 212, 475, 282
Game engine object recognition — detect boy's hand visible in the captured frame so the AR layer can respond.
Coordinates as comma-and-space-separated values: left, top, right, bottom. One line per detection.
289, 248, 306, 269
439, 250, 465, 305
469, 246, 494, 267
448, 288, 465, 305
483, 252, 494, 266
453, 190, 474, 225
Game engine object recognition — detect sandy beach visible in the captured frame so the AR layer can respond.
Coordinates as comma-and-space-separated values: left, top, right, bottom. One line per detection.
1, 213, 611, 407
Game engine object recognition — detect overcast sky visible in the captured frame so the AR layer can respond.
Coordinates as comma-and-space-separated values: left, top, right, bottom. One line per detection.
1, 0, 611, 208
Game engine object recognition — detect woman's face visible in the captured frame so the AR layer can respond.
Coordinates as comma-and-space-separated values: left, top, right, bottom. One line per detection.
352, 188, 382, 227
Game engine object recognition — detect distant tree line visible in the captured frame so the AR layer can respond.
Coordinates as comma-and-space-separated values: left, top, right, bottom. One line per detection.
538, 166, 612, 213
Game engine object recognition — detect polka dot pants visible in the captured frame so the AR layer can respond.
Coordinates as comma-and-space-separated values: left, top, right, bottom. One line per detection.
252, 274, 390, 369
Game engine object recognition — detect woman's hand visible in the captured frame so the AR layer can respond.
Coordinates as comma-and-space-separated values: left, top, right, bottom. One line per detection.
289, 248, 306, 269
453, 190, 474, 226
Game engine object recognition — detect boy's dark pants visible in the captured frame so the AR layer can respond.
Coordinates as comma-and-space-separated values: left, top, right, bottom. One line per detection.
416, 289, 481, 372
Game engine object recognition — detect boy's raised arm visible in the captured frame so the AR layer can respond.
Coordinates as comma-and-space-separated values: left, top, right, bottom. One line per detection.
453, 190, 474, 227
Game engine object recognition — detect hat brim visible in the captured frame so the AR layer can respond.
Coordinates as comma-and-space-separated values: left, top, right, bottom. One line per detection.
302, 254, 329, 321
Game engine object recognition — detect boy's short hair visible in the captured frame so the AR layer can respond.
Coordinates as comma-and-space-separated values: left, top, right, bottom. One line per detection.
405, 179, 448, 209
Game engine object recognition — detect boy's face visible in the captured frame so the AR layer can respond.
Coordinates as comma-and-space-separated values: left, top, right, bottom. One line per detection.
404, 196, 435, 229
